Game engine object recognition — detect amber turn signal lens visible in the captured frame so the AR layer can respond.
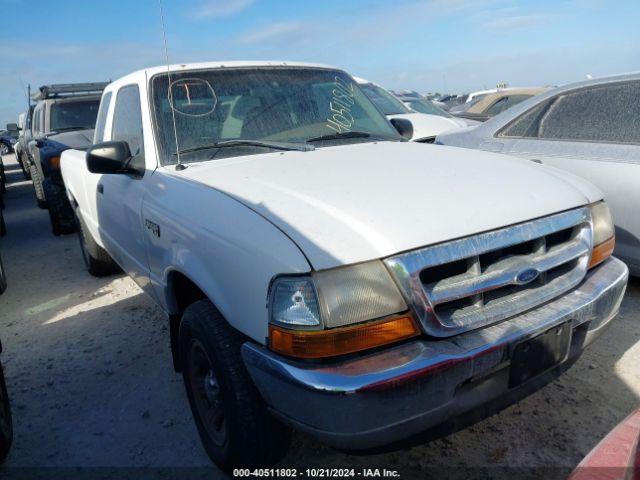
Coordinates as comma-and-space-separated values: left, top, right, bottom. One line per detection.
49, 156, 61, 169
269, 315, 420, 359
588, 236, 615, 269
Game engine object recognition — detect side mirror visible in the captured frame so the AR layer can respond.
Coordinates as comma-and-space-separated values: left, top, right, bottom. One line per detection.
86, 141, 134, 174
34, 133, 46, 147
390, 118, 414, 140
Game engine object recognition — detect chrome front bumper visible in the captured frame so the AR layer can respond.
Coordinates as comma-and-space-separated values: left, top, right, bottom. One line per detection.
242, 257, 629, 450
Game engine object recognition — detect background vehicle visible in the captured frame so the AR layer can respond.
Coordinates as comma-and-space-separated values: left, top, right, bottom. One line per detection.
394, 92, 480, 127
0, 128, 18, 156
355, 77, 469, 141
449, 87, 549, 122
15, 106, 34, 179
568, 407, 640, 479
0, 245, 11, 463
29, 83, 106, 234
62, 61, 627, 472
437, 73, 640, 276
433, 93, 467, 110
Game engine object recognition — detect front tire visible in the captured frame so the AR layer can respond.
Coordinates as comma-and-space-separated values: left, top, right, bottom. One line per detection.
0, 252, 7, 294
43, 178, 76, 236
75, 210, 119, 277
30, 165, 46, 209
20, 153, 31, 180
0, 362, 12, 463
179, 300, 291, 471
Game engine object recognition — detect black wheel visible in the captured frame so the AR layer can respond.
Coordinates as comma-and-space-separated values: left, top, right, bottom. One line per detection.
42, 178, 76, 236
179, 300, 291, 471
0, 210, 6, 237
0, 143, 9, 156
0, 163, 6, 193
20, 153, 31, 180
0, 362, 12, 464
30, 166, 46, 209
0, 253, 6, 294
75, 210, 119, 276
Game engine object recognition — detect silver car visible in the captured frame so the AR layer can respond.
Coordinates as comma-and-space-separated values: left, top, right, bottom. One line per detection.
437, 73, 640, 276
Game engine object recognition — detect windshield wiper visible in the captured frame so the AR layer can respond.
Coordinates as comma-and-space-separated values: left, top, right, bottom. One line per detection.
306, 131, 375, 143
173, 139, 314, 156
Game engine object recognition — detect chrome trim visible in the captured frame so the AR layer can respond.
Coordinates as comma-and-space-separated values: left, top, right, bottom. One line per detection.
242, 257, 628, 450
384, 207, 593, 337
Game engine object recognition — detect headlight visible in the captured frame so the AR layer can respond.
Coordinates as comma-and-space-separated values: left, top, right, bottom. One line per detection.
268, 260, 418, 358
589, 201, 615, 269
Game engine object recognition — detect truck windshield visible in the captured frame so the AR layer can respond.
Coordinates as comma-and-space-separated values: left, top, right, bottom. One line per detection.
358, 83, 411, 115
151, 67, 401, 164
50, 100, 100, 132
405, 98, 453, 118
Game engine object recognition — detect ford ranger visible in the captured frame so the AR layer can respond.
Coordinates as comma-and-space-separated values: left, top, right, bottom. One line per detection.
60, 61, 629, 472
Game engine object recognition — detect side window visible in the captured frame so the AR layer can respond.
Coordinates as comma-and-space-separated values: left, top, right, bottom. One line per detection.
33, 108, 41, 135
94, 92, 112, 143
538, 82, 640, 144
486, 95, 532, 116
486, 97, 509, 115
111, 85, 145, 169
497, 99, 554, 138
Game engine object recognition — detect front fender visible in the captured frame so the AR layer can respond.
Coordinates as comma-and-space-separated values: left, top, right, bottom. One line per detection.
143, 170, 311, 344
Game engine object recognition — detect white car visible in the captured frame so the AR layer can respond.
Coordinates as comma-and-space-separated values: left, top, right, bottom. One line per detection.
437, 72, 640, 276
61, 61, 628, 472
355, 77, 469, 142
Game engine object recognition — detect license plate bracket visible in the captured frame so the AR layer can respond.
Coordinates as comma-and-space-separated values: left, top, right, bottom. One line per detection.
509, 322, 572, 388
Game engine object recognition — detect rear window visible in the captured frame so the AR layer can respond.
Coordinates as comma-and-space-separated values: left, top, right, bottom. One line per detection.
50, 100, 100, 132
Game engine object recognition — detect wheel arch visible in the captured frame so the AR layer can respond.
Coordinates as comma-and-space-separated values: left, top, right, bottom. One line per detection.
165, 269, 209, 372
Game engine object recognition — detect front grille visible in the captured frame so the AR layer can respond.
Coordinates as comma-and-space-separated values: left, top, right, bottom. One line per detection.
384, 207, 593, 337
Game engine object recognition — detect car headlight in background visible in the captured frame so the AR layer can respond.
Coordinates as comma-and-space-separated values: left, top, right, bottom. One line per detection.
268, 260, 419, 359
588, 201, 615, 269
49, 156, 61, 169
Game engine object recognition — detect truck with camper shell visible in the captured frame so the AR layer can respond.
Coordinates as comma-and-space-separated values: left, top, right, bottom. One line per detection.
60, 61, 628, 471
29, 83, 106, 235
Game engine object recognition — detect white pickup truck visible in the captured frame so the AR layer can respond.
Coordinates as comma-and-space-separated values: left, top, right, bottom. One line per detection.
61, 61, 628, 471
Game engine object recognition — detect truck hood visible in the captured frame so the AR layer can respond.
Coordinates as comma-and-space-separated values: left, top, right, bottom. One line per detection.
178, 141, 600, 270
47, 129, 95, 150
387, 113, 466, 141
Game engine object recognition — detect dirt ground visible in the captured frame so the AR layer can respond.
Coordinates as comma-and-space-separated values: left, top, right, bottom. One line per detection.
0, 152, 638, 479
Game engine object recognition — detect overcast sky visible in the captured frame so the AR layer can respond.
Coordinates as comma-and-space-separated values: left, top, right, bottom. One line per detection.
1, 0, 639, 124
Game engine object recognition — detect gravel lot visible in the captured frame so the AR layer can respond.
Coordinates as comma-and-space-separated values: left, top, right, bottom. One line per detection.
0, 152, 639, 479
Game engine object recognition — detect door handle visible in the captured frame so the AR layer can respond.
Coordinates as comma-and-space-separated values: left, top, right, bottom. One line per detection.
97, 184, 104, 194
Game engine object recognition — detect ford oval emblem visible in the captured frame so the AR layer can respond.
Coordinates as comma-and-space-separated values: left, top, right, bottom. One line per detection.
516, 268, 540, 285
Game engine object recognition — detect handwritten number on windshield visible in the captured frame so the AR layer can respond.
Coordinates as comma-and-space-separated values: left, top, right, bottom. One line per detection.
326, 77, 356, 133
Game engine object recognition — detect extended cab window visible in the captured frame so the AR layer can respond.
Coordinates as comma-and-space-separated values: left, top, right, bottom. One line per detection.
111, 85, 145, 169
94, 92, 112, 143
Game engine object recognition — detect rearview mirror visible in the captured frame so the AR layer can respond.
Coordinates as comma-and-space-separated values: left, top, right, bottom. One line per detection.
390, 118, 414, 140
86, 141, 134, 174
